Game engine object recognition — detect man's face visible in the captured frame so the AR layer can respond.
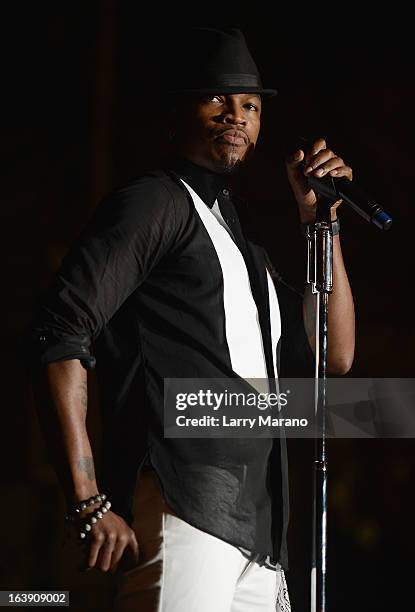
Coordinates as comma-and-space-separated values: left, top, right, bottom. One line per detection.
171, 93, 262, 174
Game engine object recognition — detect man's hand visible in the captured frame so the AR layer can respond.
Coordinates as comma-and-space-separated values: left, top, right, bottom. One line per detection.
285, 138, 353, 223
74, 508, 139, 574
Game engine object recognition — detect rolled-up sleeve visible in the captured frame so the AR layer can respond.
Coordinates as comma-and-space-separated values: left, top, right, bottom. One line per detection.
21, 176, 178, 375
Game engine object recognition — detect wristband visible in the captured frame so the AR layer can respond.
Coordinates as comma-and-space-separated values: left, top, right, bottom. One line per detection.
301, 217, 340, 238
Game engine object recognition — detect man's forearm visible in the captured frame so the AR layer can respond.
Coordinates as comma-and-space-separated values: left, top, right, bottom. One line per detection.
31, 359, 100, 505
303, 234, 355, 374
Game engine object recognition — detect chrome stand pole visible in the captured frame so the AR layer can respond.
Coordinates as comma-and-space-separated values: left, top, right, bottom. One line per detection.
307, 197, 334, 612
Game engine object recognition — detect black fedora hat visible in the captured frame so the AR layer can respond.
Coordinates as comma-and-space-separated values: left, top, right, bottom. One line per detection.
163, 27, 277, 98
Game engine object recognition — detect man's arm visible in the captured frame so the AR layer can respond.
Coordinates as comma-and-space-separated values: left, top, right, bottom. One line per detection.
31, 359, 139, 573
32, 360, 97, 504
24, 178, 179, 573
285, 137, 355, 374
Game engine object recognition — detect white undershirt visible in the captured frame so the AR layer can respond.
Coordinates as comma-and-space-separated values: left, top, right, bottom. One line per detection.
181, 180, 281, 390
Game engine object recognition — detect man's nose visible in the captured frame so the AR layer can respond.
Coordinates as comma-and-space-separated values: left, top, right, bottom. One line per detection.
222, 102, 246, 125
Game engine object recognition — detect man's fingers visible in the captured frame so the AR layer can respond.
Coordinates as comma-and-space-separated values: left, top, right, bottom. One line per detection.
88, 531, 105, 568
329, 165, 353, 180
304, 150, 338, 175
108, 535, 129, 573
304, 138, 327, 164
305, 156, 345, 177
110, 533, 139, 574
95, 532, 117, 572
285, 149, 304, 169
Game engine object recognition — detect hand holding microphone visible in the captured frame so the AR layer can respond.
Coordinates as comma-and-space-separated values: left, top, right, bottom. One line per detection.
285, 137, 392, 230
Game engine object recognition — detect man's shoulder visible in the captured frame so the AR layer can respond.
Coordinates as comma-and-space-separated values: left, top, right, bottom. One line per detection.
87, 168, 192, 232
108, 168, 190, 207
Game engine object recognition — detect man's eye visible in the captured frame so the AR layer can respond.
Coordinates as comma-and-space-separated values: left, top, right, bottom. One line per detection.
207, 95, 222, 103
246, 103, 258, 111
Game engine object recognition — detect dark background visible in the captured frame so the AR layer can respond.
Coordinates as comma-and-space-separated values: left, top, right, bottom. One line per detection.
3, 2, 414, 610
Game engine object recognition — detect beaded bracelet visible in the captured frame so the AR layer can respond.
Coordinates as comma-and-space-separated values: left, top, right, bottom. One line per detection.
78, 500, 112, 540
65, 493, 107, 522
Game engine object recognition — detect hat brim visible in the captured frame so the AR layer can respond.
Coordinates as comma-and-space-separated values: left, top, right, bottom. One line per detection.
166, 86, 278, 98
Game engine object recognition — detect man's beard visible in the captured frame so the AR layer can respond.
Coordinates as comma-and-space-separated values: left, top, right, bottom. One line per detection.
212, 145, 246, 174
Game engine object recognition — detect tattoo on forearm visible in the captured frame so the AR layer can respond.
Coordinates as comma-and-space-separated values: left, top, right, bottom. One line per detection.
77, 456, 95, 481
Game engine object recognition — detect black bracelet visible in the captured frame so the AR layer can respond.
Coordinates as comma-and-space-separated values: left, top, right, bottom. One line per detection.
301, 217, 340, 238
65, 493, 107, 522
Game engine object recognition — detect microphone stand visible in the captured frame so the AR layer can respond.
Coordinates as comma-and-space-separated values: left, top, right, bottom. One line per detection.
307, 194, 335, 612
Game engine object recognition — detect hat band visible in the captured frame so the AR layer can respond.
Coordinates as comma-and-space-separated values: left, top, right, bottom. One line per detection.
173, 73, 263, 91
206, 73, 262, 88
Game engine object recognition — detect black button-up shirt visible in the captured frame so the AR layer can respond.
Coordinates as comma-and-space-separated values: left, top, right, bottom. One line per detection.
22, 155, 314, 570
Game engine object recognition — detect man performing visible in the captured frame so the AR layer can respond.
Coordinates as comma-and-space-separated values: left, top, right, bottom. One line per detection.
24, 28, 355, 611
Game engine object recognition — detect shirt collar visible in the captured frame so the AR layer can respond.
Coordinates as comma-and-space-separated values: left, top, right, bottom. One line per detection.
164, 155, 229, 208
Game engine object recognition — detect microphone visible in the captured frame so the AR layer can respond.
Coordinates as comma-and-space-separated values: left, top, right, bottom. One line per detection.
296, 136, 392, 230
305, 171, 392, 231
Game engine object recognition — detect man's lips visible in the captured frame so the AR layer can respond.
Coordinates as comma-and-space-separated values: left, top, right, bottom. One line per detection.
214, 130, 249, 146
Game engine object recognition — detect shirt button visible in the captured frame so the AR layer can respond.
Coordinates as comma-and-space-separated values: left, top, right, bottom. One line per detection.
222, 188, 230, 197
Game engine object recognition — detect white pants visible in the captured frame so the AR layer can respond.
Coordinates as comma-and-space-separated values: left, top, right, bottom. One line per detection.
113, 468, 291, 612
